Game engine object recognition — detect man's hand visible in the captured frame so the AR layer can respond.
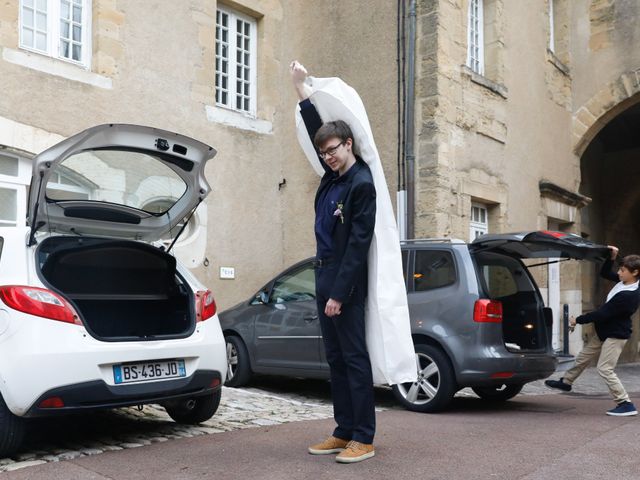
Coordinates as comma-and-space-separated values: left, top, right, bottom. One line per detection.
290, 60, 312, 100
607, 245, 619, 260
324, 298, 342, 317
569, 315, 577, 332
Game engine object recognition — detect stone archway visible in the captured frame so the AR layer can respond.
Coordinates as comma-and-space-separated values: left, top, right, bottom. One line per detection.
576, 70, 640, 363
572, 68, 640, 156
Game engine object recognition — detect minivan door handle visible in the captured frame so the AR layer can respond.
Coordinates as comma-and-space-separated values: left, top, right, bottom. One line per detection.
304, 315, 318, 323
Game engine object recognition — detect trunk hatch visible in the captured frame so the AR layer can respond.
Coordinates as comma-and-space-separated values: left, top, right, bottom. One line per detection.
470, 230, 610, 261
28, 124, 215, 242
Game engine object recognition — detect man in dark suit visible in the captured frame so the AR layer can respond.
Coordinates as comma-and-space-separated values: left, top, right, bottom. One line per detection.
291, 61, 377, 464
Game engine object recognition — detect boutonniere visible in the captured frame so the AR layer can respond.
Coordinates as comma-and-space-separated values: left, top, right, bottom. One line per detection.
333, 202, 345, 224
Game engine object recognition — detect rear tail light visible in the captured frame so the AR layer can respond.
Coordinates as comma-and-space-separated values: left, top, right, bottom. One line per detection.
0, 285, 81, 325
38, 396, 65, 408
473, 299, 503, 323
540, 230, 566, 238
195, 290, 216, 321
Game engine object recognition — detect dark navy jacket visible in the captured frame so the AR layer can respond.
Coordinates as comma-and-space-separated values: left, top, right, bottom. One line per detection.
299, 99, 376, 304
577, 259, 640, 340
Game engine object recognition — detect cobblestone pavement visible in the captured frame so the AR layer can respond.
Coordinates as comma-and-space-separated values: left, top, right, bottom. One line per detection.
0, 384, 337, 472
2, 362, 639, 472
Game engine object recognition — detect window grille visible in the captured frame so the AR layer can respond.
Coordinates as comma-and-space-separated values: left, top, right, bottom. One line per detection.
467, 0, 484, 75
215, 6, 257, 115
20, 0, 90, 67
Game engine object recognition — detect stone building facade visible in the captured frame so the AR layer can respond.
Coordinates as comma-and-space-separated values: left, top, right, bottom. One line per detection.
410, 0, 640, 360
1, 1, 639, 359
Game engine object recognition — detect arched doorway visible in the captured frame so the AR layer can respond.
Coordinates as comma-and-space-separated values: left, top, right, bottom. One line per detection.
579, 97, 640, 362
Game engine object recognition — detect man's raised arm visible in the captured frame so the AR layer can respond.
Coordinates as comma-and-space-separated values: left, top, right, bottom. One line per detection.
290, 60, 331, 175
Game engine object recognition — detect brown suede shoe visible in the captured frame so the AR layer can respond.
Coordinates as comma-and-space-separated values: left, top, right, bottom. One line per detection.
308, 436, 349, 455
335, 440, 375, 463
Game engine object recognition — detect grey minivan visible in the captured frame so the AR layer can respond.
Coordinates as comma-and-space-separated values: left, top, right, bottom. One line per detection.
219, 231, 608, 412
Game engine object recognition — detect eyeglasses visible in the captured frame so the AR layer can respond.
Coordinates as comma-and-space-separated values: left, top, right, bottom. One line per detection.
318, 141, 345, 160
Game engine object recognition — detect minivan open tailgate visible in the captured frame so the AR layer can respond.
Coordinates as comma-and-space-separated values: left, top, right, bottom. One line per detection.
470, 230, 610, 261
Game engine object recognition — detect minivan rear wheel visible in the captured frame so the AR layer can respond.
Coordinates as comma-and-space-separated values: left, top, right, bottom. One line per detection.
472, 384, 523, 402
392, 343, 457, 413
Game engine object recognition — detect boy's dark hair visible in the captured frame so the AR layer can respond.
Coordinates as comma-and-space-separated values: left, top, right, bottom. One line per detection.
314, 120, 354, 149
621, 255, 640, 277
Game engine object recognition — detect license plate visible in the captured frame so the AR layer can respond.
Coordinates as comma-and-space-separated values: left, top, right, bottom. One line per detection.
113, 359, 186, 384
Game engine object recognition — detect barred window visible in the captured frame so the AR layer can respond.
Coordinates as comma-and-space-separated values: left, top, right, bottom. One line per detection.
215, 6, 257, 115
20, 0, 91, 67
466, 0, 484, 75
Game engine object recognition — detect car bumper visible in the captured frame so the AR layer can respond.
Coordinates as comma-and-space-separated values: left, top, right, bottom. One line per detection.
0, 310, 227, 416
24, 369, 222, 417
456, 353, 558, 387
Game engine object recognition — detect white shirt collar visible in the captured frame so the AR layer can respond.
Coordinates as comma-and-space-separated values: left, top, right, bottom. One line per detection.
606, 280, 639, 303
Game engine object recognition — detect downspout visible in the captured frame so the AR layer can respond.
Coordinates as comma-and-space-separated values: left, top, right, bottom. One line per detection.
396, 0, 407, 240
405, 0, 417, 240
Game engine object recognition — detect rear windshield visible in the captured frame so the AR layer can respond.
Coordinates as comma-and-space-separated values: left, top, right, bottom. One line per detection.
474, 252, 537, 299
45, 149, 187, 214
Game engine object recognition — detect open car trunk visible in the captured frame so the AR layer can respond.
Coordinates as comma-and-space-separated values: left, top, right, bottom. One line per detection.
470, 230, 610, 353
474, 251, 548, 353
38, 237, 194, 341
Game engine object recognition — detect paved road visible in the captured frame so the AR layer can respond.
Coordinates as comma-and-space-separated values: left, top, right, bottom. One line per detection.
1, 362, 639, 475
4, 393, 640, 480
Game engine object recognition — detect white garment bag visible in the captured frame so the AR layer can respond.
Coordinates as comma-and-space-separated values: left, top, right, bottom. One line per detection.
295, 76, 417, 385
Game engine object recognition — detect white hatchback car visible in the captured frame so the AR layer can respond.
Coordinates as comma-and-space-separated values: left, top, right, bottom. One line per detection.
0, 124, 227, 456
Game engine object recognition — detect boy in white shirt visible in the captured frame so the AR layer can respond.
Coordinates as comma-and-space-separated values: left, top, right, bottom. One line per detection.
546, 246, 640, 416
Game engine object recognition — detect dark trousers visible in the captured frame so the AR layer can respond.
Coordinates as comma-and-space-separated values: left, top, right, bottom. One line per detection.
317, 294, 376, 444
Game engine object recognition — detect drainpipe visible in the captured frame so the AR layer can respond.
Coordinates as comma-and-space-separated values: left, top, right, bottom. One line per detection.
405, 0, 417, 240
396, 0, 407, 240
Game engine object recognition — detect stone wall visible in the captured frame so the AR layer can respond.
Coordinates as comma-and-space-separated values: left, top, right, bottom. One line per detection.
0, 0, 399, 309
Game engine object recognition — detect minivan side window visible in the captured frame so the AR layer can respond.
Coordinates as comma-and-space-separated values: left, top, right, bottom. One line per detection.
413, 250, 456, 292
269, 265, 316, 303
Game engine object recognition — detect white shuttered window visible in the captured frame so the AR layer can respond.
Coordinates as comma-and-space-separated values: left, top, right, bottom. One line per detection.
470, 203, 489, 241
549, 0, 556, 52
215, 6, 257, 116
467, 0, 484, 75
20, 0, 91, 67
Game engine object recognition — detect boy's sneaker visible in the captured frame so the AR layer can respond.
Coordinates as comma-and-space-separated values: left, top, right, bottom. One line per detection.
544, 378, 572, 392
606, 401, 638, 417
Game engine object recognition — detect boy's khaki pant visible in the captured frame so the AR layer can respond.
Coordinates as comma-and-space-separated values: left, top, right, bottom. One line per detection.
563, 334, 629, 403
